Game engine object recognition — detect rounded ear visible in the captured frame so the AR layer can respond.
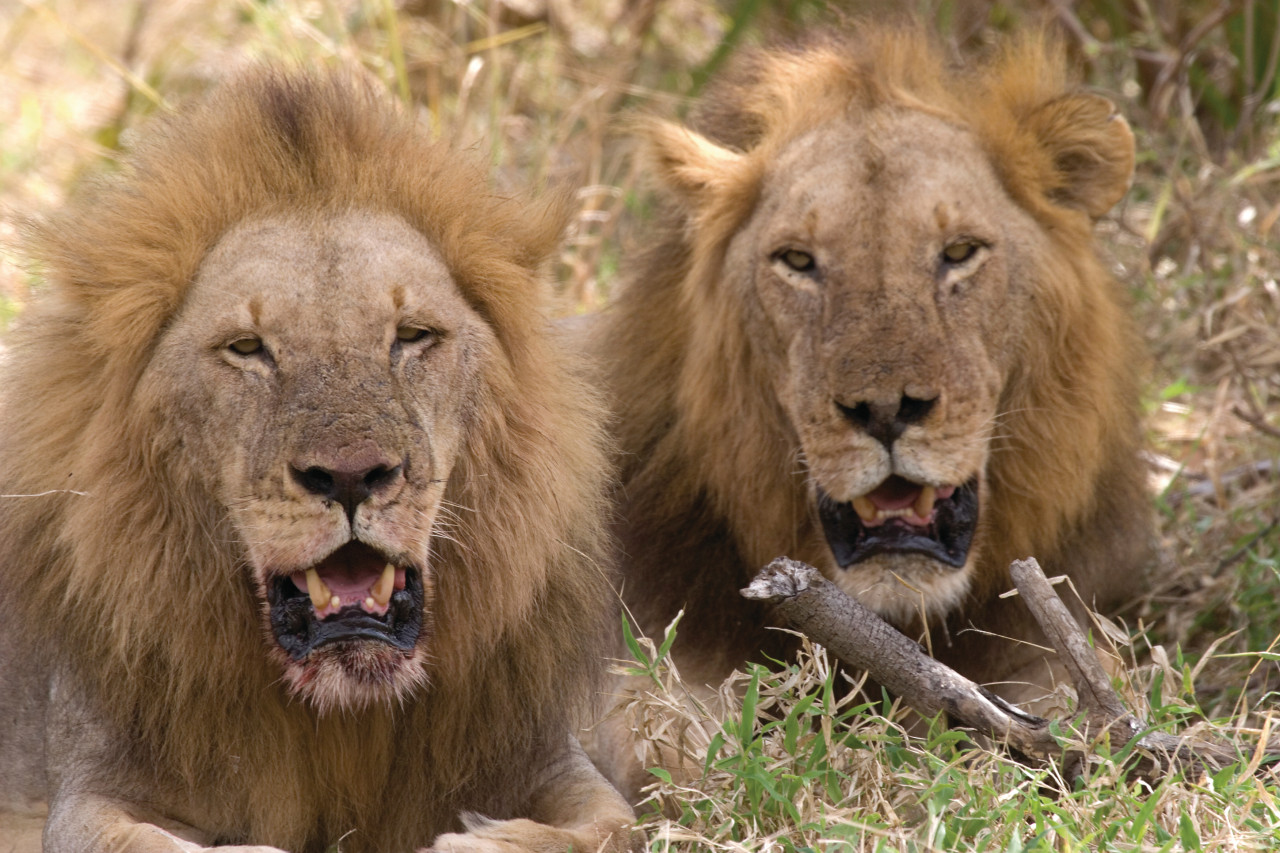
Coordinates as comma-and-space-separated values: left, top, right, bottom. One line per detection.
640, 119, 746, 205
1027, 93, 1135, 219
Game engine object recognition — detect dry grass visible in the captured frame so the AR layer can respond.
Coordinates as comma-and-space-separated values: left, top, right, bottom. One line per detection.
618, 600, 1280, 849
2, 0, 1278, 849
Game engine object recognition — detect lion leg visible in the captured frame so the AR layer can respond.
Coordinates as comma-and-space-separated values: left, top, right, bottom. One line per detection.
0, 811, 46, 853
40, 675, 289, 853
583, 710, 653, 805
42, 792, 288, 853
427, 736, 636, 853
587, 667, 738, 806
988, 644, 1126, 719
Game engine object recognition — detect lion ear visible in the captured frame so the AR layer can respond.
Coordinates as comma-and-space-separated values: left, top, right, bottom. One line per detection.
641, 119, 746, 205
1027, 93, 1135, 219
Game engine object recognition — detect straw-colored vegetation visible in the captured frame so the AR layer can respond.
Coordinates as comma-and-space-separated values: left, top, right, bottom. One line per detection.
2, 1, 1277, 850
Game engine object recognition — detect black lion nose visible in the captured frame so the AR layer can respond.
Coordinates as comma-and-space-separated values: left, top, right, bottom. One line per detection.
837, 392, 937, 448
290, 455, 404, 521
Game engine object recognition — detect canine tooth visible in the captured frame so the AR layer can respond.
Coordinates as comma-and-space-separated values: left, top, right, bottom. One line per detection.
852, 495, 877, 522
305, 568, 332, 612
914, 485, 937, 519
371, 562, 395, 607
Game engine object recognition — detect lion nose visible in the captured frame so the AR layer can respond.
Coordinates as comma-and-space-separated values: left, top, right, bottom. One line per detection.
837, 391, 937, 448
290, 454, 405, 521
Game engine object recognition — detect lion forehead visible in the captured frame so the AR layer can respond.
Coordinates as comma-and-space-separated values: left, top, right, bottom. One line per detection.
190, 209, 472, 334
757, 113, 1014, 252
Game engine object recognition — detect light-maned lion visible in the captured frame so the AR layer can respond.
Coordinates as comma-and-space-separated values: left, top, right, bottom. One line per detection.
592, 25, 1151, 796
0, 68, 635, 853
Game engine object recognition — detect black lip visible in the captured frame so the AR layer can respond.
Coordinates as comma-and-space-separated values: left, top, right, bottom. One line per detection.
266, 554, 423, 661
817, 478, 979, 569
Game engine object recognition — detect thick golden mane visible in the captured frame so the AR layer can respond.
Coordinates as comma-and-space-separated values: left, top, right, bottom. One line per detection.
598, 23, 1148, 676
688, 25, 1120, 224
1, 68, 613, 849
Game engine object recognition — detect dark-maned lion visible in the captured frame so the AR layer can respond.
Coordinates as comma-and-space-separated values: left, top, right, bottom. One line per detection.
591, 24, 1151, 796
0, 68, 634, 853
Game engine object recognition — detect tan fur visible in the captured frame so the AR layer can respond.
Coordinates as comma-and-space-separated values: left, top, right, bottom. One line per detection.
0, 68, 633, 852
592, 24, 1150, 796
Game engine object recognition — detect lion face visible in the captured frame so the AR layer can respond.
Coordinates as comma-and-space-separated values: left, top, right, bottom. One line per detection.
721, 111, 1045, 618
138, 209, 490, 711
647, 85, 1135, 624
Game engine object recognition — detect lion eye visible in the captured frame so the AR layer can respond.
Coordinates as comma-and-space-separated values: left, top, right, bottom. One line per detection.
942, 241, 980, 264
228, 336, 264, 356
777, 249, 816, 272
395, 326, 436, 345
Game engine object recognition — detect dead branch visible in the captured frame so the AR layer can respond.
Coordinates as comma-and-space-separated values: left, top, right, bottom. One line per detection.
742, 556, 1279, 781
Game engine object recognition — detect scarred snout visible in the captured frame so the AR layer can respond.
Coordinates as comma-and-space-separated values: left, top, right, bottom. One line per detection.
289, 441, 407, 521
810, 345, 989, 581
835, 386, 939, 449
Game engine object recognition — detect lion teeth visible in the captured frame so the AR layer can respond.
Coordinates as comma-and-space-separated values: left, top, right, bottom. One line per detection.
852, 495, 877, 522
371, 563, 395, 607
329, 594, 341, 610
305, 568, 332, 612
913, 485, 937, 519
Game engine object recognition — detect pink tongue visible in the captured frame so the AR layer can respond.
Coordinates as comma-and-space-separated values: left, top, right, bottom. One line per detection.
290, 543, 387, 602
317, 567, 379, 600
867, 476, 922, 511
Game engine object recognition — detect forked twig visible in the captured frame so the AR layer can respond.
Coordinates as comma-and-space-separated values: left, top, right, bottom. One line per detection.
742, 556, 1279, 780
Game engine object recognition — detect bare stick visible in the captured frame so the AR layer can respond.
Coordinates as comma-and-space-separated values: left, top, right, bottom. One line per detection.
743, 556, 1277, 778
1007, 559, 1132, 727
741, 558, 1061, 759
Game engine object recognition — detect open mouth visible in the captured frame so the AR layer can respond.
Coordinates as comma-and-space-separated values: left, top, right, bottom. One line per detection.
266, 541, 423, 660
817, 475, 978, 568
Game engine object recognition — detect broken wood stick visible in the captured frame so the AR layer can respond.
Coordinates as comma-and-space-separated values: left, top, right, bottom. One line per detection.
741, 556, 1277, 779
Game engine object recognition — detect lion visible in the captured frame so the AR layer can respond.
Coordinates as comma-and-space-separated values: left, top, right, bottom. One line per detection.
0, 67, 635, 853
590, 24, 1151, 796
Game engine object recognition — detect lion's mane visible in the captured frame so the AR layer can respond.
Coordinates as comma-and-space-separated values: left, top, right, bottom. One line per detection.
599, 25, 1149, 678
0, 69, 614, 850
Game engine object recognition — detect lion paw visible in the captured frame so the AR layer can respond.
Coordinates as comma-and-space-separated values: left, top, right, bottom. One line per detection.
427, 815, 610, 853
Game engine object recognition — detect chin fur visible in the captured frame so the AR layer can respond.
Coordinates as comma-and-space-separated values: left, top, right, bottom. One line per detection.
279, 644, 431, 714
826, 552, 975, 627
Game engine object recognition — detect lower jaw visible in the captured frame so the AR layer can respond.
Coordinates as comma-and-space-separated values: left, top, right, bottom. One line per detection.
281, 642, 429, 713
824, 554, 974, 625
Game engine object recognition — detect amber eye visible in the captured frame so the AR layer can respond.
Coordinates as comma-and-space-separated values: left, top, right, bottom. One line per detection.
395, 326, 435, 344
777, 249, 816, 272
942, 241, 981, 264
228, 336, 264, 356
